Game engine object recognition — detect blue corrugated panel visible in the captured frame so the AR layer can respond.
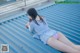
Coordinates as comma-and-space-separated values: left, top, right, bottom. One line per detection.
66, 0, 80, 2
0, 4, 80, 53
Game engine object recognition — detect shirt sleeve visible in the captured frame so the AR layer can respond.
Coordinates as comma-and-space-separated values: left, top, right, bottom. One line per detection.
28, 22, 40, 39
28, 22, 34, 33
33, 34, 40, 39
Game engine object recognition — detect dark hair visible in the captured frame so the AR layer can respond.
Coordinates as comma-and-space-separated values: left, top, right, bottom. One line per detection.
27, 8, 46, 25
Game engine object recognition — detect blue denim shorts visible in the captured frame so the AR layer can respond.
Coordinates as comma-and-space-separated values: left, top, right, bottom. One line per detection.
40, 30, 58, 44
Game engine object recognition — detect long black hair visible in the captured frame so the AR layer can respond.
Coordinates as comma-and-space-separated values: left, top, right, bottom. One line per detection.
27, 8, 46, 25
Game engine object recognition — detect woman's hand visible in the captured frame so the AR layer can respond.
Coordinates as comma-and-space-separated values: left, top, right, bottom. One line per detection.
26, 22, 30, 28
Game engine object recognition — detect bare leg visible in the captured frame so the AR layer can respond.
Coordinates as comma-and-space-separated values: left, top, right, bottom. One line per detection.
75, 45, 80, 50
58, 32, 80, 51
47, 36, 80, 53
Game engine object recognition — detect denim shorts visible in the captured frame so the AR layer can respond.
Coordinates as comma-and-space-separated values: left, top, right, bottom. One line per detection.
40, 30, 58, 44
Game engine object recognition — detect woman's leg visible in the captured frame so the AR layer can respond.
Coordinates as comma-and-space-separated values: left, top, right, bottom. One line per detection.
57, 32, 80, 51
47, 36, 80, 53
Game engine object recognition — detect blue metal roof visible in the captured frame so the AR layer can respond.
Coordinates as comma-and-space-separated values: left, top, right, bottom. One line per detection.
0, 4, 80, 53
66, 0, 80, 2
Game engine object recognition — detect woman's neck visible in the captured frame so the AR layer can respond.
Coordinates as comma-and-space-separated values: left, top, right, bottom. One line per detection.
36, 16, 40, 21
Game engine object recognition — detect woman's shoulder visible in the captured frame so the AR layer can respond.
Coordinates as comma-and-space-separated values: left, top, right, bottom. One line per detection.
30, 21, 34, 24
41, 16, 47, 20
30, 20, 36, 26
40, 16, 46, 20
40, 16, 45, 18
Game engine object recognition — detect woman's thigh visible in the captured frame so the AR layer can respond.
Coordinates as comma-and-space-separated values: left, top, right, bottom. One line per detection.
57, 32, 75, 46
47, 36, 79, 53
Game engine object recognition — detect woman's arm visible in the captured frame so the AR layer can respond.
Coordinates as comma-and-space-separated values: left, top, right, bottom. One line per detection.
26, 22, 30, 29
26, 22, 34, 33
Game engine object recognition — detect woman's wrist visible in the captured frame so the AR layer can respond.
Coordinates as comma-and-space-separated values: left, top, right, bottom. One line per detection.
26, 22, 30, 28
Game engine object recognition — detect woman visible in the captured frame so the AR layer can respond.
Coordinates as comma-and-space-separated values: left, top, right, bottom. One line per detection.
26, 8, 80, 53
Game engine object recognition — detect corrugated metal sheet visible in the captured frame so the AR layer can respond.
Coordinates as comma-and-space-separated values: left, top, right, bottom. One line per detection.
0, 4, 80, 53
66, 0, 80, 2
